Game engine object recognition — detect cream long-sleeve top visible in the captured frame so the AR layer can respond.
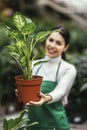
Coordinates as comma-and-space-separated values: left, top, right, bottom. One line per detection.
33, 55, 77, 105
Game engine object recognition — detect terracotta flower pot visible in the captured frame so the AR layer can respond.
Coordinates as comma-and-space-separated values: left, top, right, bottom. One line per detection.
15, 75, 43, 103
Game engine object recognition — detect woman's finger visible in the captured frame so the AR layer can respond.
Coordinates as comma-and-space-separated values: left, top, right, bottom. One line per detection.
15, 89, 18, 97
26, 103, 31, 106
15, 89, 18, 93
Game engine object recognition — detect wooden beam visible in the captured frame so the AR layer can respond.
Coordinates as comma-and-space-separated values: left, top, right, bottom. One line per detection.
42, 0, 87, 29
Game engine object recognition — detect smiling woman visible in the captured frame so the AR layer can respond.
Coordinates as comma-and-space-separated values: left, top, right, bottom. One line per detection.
45, 31, 69, 58
26, 25, 77, 130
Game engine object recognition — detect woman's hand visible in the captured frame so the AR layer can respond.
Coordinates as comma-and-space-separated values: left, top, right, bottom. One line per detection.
26, 93, 52, 106
15, 89, 52, 106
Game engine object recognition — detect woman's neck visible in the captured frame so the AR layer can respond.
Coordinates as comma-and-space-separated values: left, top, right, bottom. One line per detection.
45, 55, 62, 63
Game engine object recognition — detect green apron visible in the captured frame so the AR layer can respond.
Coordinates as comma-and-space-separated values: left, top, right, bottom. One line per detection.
27, 62, 70, 130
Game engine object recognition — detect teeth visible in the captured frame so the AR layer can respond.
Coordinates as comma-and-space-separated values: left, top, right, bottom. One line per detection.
48, 49, 55, 54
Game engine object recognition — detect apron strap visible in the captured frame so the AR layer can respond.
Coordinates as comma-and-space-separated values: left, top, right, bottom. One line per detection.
55, 61, 61, 82
35, 64, 42, 75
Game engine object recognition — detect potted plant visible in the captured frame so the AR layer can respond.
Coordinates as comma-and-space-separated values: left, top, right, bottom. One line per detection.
1, 12, 51, 103
2, 12, 51, 103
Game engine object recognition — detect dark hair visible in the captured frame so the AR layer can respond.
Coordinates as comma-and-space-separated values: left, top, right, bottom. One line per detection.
52, 26, 70, 46
52, 26, 70, 60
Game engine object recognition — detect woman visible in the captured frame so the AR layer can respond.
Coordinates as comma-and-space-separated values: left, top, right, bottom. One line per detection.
27, 26, 77, 130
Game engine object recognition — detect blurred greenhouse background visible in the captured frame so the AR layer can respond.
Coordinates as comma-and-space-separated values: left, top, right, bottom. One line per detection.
0, 0, 87, 128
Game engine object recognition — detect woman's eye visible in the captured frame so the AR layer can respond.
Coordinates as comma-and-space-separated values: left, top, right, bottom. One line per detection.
49, 38, 53, 42
56, 41, 62, 45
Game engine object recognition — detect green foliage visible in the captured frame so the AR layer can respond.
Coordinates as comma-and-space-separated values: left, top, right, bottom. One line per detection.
69, 27, 87, 53
0, 52, 14, 104
0, 25, 9, 48
66, 51, 87, 114
80, 83, 87, 93
0, 26, 18, 104
2, 12, 52, 79
3, 109, 38, 130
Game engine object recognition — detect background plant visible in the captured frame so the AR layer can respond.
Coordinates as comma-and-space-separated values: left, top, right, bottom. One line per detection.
0, 25, 19, 106
3, 109, 38, 130
66, 52, 87, 117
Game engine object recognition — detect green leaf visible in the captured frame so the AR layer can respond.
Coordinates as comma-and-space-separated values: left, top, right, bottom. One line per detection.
13, 12, 26, 31
3, 109, 29, 130
3, 109, 38, 130
16, 109, 28, 119
80, 83, 87, 93
1, 17, 17, 31
7, 119, 14, 130
35, 31, 51, 43
26, 121, 39, 127
7, 45, 16, 52
22, 22, 36, 35
9, 52, 20, 59
3, 119, 14, 130
11, 118, 29, 130
33, 60, 48, 67
25, 17, 32, 24
8, 30, 23, 41
3, 119, 8, 130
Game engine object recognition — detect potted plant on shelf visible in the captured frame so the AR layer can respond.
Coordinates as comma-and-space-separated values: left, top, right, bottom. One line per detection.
2, 12, 52, 103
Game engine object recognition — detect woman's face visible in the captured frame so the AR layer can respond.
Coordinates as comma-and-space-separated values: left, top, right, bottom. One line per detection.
45, 32, 69, 58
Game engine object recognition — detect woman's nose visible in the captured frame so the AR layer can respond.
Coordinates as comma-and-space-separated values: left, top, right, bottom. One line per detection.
50, 42, 55, 47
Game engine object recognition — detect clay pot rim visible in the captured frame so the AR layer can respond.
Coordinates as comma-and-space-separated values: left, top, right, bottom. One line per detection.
15, 75, 43, 81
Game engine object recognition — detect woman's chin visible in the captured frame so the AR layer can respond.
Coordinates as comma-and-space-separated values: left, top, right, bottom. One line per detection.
47, 53, 56, 58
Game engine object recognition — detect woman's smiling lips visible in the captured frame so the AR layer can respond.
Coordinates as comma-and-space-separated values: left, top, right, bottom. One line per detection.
47, 47, 57, 54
